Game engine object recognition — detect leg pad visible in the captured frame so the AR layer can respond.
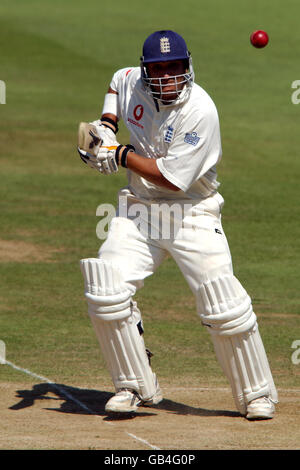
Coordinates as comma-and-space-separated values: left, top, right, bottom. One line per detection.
197, 275, 278, 414
80, 258, 158, 401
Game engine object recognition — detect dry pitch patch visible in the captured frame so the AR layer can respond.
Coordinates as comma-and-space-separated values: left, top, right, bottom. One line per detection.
0, 239, 63, 263
1, 381, 299, 450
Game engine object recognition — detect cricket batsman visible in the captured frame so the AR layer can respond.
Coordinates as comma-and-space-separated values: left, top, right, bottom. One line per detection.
77, 30, 278, 419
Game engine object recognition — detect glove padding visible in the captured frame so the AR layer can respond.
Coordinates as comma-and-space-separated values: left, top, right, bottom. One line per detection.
96, 144, 135, 174
77, 122, 119, 174
96, 147, 119, 174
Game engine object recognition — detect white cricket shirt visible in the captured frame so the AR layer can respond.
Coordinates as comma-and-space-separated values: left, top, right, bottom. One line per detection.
106, 67, 222, 201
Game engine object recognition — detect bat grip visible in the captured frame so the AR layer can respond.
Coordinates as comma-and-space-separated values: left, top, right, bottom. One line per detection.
102, 145, 118, 150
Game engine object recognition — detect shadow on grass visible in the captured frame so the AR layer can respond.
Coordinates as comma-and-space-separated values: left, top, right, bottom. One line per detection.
9, 383, 240, 419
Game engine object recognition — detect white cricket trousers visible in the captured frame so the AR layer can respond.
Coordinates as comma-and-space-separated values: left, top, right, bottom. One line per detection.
98, 192, 233, 297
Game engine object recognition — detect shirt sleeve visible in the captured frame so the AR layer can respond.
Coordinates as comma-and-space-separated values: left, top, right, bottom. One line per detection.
156, 106, 222, 192
109, 69, 122, 93
108, 68, 135, 120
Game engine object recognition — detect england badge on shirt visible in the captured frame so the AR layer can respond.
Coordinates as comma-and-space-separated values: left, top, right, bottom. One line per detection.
184, 131, 200, 146
164, 126, 174, 143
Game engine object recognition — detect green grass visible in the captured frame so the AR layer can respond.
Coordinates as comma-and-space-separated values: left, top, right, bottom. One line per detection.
0, 0, 299, 390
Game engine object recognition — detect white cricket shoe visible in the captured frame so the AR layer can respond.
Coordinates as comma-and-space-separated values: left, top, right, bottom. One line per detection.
105, 379, 163, 414
105, 389, 142, 414
246, 396, 275, 420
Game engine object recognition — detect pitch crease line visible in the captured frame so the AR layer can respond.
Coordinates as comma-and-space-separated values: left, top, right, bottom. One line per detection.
163, 386, 300, 393
4, 360, 160, 450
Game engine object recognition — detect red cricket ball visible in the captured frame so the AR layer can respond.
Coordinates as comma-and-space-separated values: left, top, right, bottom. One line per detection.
250, 30, 269, 48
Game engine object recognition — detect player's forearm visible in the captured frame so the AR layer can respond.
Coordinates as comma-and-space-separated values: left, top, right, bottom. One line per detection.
126, 152, 180, 191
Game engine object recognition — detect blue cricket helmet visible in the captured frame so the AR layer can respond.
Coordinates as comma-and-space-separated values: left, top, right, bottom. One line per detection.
140, 30, 194, 107
142, 30, 190, 64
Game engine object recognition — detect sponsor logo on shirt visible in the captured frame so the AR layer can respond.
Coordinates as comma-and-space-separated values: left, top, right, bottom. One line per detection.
128, 104, 144, 129
133, 104, 144, 121
184, 131, 200, 146
164, 126, 174, 143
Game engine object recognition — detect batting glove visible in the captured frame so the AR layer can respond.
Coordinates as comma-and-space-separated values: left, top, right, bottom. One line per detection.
96, 144, 135, 175
77, 146, 116, 173
77, 121, 119, 172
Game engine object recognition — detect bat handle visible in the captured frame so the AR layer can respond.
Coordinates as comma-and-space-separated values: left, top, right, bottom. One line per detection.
102, 145, 118, 150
